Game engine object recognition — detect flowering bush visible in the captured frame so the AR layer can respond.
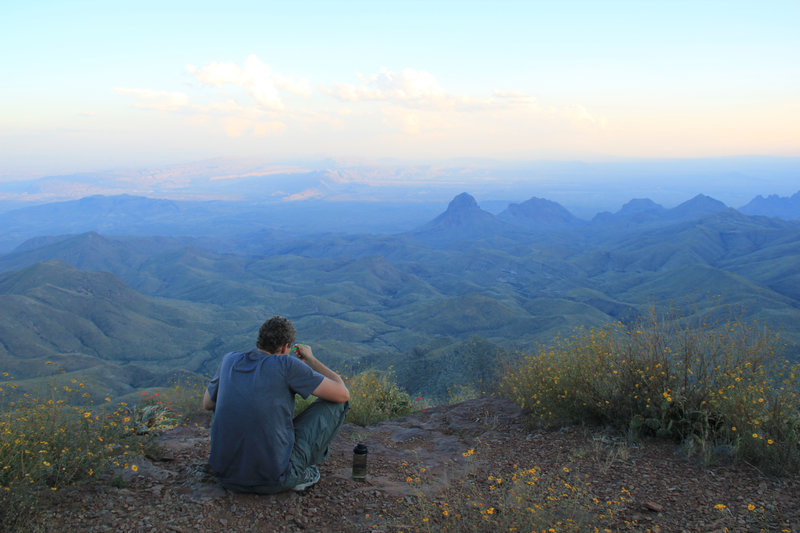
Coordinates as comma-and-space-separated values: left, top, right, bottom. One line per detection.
0, 376, 145, 529
498, 307, 800, 473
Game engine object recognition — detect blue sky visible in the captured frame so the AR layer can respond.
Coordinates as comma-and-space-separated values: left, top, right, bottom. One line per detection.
1, 0, 799, 179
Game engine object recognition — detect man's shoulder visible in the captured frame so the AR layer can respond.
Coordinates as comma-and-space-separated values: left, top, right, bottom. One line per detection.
222, 349, 259, 361
219, 350, 243, 365
219, 350, 276, 373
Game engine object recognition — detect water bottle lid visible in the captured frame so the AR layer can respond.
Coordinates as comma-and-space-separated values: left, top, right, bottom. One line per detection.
354, 441, 368, 453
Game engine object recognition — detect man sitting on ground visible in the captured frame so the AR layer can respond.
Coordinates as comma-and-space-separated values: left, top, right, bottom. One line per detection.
203, 316, 349, 493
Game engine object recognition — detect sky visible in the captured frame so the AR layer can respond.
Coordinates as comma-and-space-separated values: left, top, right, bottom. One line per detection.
1, 0, 799, 180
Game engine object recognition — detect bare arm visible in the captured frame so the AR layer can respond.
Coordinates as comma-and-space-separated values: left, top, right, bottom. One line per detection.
202, 389, 216, 411
294, 345, 350, 403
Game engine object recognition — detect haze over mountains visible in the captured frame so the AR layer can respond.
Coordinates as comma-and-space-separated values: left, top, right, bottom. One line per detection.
1, 183, 799, 401
2, 156, 798, 219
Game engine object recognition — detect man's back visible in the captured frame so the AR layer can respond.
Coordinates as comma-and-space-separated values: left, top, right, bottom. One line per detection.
208, 350, 323, 487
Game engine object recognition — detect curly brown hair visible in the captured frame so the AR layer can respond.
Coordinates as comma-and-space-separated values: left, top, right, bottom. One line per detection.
256, 316, 297, 353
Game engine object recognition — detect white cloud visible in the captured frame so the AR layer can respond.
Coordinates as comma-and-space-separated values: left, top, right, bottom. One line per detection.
222, 116, 286, 138
114, 60, 604, 148
115, 88, 190, 111
318, 68, 605, 138
206, 99, 250, 114
324, 67, 449, 106
492, 90, 539, 108
252, 120, 287, 137
323, 68, 582, 118
187, 55, 311, 110
380, 107, 454, 135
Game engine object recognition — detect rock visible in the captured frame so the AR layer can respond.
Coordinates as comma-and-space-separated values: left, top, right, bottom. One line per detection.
643, 501, 664, 512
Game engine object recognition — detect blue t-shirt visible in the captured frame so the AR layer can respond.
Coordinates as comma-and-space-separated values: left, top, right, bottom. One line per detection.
206, 350, 324, 487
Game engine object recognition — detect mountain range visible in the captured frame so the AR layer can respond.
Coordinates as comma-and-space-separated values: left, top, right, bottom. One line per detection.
1, 189, 798, 401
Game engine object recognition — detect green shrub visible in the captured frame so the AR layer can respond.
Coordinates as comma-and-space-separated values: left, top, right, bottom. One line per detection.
293, 393, 316, 416
292, 369, 422, 425
345, 369, 418, 426
498, 307, 800, 473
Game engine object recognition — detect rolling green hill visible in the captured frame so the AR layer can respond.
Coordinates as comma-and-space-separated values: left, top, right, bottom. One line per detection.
0, 260, 251, 389
1, 193, 799, 401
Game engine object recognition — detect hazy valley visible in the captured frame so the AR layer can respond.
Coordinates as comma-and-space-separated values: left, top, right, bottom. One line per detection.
1, 186, 799, 402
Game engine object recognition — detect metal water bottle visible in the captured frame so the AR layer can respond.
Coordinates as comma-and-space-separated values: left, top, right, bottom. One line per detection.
352, 441, 368, 481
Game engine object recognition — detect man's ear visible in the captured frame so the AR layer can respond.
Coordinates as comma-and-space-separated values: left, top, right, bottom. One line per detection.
280, 343, 291, 355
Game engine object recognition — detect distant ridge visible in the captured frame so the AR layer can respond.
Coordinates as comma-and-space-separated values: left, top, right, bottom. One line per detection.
668, 194, 728, 221
2, 189, 797, 254
410, 192, 516, 244
593, 194, 728, 228
740, 190, 800, 220
617, 198, 666, 219
0, 194, 443, 253
498, 197, 582, 227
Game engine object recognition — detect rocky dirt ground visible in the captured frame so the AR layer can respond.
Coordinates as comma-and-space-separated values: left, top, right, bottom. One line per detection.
32, 397, 800, 532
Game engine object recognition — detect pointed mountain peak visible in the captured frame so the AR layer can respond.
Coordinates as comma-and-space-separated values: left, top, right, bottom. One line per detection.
411, 193, 513, 242
680, 194, 726, 207
671, 194, 727, 216
433, 193, 494, 226
663, 194, 728, 223
446, 192, 480, 211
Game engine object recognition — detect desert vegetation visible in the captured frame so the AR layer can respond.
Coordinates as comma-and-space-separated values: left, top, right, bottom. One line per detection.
2, 308, 798, 530
398, 310, 799, 531
499, 307, 800, 474
0, 365, 425, 528
401, 456, 630, 532
292, 367, 423, 426
0, 373, 201, 529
